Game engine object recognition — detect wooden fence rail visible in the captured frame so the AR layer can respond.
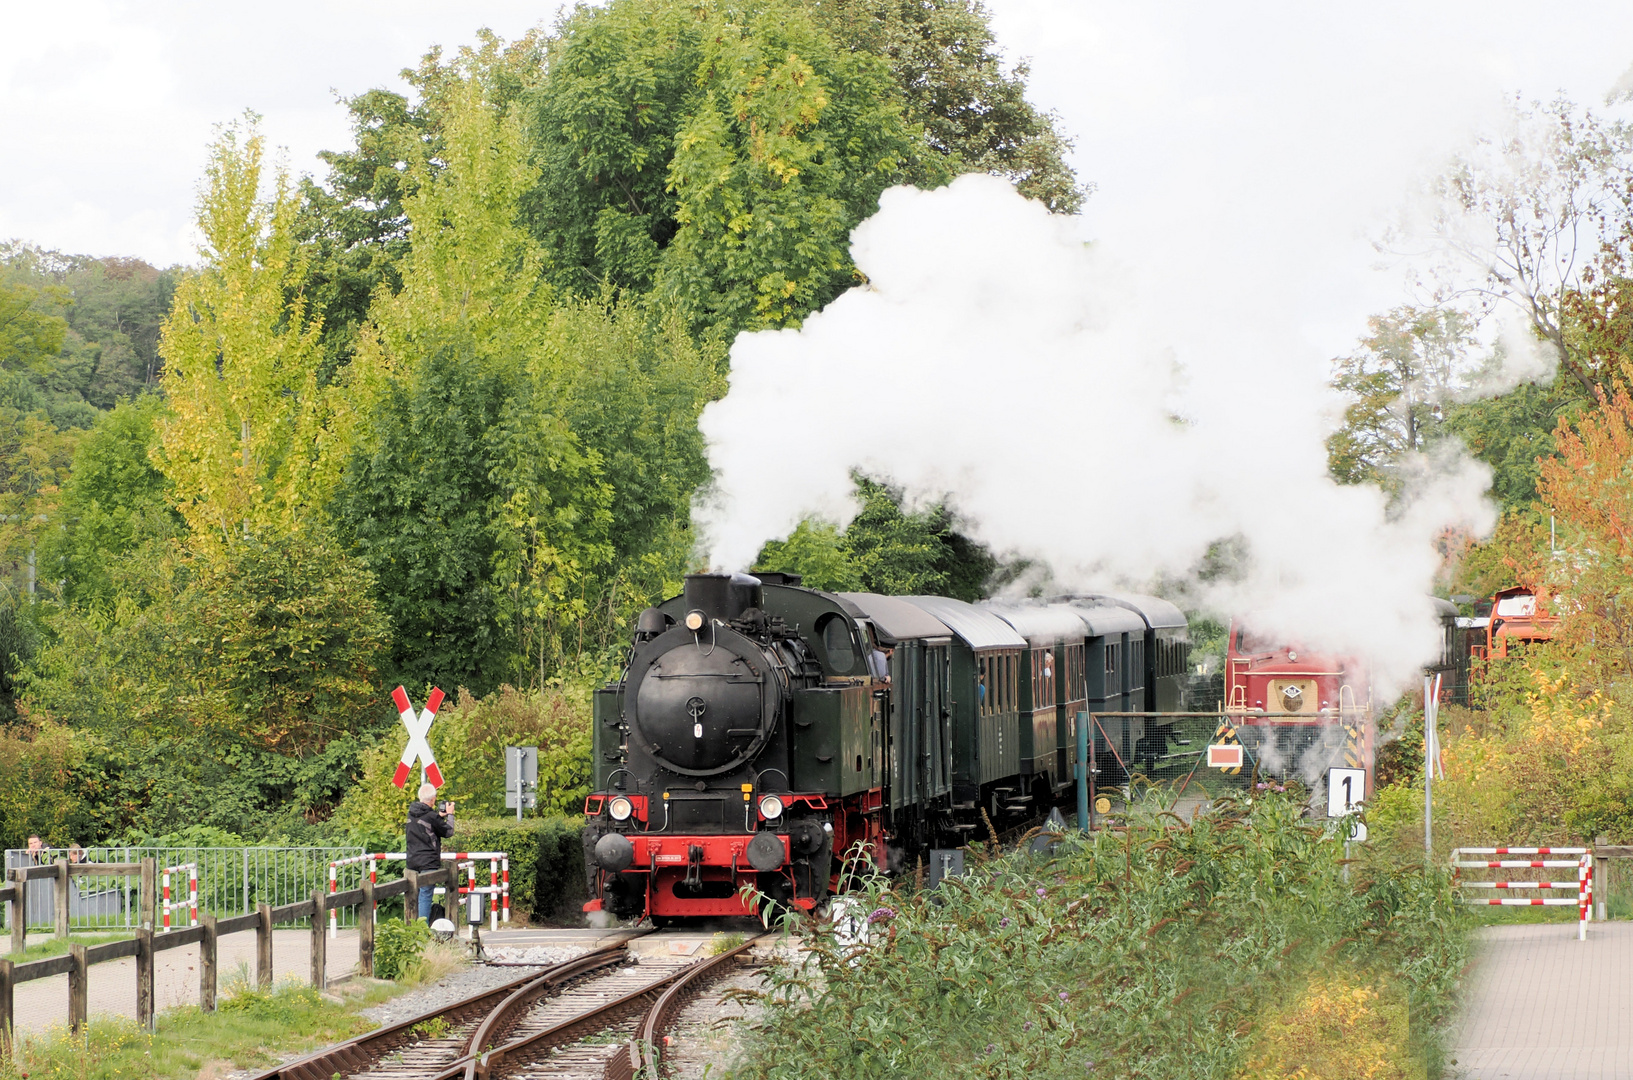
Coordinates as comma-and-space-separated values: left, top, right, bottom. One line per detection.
0, 860, 451, 1051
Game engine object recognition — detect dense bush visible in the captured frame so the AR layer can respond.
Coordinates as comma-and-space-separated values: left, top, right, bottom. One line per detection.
730, 793, 1467, 1080
443, 816, 588, 923
373, 917, 433, 980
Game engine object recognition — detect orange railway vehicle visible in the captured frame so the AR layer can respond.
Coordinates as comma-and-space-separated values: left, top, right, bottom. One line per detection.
1481, 586, 1559, 659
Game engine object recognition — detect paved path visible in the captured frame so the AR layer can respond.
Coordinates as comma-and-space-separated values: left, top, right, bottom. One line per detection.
8, 926, 630, 1039
1453, 922, 1633, 1079
10, 929, 365, 1038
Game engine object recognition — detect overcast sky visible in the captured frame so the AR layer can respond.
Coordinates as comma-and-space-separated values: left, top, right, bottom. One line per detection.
5, 1, 1633, 352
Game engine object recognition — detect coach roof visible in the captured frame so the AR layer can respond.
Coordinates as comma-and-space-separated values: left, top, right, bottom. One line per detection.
836, 593, 953, 645
1061, 592, 1187, 632
902, 595, 1028, 651
979, 602, 1095, 646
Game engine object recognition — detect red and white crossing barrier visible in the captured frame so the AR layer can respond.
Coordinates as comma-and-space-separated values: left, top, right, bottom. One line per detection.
327, 849, 510, 936
160, 863, 198, 932
1453, 847, 1595, 941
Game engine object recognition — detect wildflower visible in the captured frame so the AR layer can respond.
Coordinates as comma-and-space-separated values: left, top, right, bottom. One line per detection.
867, 906, 896, 924
1024, 1021, 1034, 1031
1255, 782, 1269, 790
1086, 1062, 1096, 1071
1036, 886, 1047, 896
986, 1044, 996, 1054
1059, 991, 1069, 1001
999, 917, 1011, 928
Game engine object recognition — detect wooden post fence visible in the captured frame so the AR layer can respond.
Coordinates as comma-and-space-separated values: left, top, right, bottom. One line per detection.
67, 944, 87, 1033
52, 861, 69, 941
256, 903, 273, 988
134, 928, 154, 1032
199, 911, 218, 1013
7, 870, 23, 956
359, 876, 375, 977
310, 889, 327, 989
0, 862, 445, 1050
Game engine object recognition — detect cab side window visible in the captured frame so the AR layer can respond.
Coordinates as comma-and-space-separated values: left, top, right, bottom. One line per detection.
817, 613, 856, 675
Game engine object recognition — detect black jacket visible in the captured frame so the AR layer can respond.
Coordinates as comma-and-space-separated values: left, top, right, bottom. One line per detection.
406, 800, 454, 872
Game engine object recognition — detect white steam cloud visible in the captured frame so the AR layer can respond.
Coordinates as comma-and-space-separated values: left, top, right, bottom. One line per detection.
694, 7, 1633, 698
697, 177, 1492, 697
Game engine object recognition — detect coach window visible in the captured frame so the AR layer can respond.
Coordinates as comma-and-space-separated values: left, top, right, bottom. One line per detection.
978, 656, 990, 716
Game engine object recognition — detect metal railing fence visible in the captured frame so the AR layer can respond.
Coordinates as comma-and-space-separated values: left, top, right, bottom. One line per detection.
3, 846, 369, 931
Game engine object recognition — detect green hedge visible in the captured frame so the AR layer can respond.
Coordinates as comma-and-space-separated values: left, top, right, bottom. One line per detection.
447, 816, 587, 924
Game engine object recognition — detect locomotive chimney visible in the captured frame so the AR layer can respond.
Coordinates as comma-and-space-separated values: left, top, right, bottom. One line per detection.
684, 572, 763, 623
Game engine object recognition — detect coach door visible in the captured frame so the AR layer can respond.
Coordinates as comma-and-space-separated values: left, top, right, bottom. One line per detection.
922, 638, 952, 800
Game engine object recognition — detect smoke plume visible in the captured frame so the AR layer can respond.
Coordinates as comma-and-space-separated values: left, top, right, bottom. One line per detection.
695, 10, 1633, 698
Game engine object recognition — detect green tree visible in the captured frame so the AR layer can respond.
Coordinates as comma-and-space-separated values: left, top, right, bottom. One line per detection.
156, 114, 374, 550
1326, 306, 1475, 487
810, 0, 1084, 212
756, 476, 995, 599
38, 397, 179, 607
336, 61, 612, 693
526, 0, 942, 332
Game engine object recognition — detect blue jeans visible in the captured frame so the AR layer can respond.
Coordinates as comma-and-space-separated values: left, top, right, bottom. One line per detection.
418, 885, 436, 920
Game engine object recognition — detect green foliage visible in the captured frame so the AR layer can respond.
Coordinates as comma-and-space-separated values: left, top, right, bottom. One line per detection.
731, 794, 1467, 1080
0, 720, 105, 850
811, 0, 1084, 212
37, 396, 179, 607
1442, 378, 1587, 512
374, 917, 435, 980
528, 0, 940, 334
756, 475, 996, 599
0, 242, 176, 414
1326, 306, 1475, 489
441, 816, 589, 921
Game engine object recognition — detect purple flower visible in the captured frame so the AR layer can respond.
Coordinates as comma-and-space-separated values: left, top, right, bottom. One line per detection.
1058, 991, 1069, 1001
1036, 887, 1047, 896
986, 1044, 996, 1055
1024, 1021, 1034, 1032
1086, 1062, 1096, 1072
999, 917, 1011, 928
1255, 782, 1269, 790
867, 906, 895, 924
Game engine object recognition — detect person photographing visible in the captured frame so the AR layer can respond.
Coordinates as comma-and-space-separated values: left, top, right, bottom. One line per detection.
407, 783, 455, 920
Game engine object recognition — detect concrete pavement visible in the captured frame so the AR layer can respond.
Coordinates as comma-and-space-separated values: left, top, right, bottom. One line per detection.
1453, 921, 1633, 1079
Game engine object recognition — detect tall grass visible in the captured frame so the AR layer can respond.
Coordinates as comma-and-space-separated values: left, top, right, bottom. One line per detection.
728, 791, 1468, 1080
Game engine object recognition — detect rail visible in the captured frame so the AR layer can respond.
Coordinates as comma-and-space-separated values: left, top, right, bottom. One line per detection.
0, 859, 458, 1046
241, 932, 648, 1080
605, 933, 767, 1080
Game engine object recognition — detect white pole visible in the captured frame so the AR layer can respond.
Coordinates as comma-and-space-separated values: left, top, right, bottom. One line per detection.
1424, 676, 1433, 861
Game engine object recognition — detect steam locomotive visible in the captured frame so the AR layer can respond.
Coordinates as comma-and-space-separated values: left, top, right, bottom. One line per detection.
580, 572, 1188, 924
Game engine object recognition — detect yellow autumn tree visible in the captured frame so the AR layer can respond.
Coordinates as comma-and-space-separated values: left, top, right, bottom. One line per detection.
156, 114, 378, 546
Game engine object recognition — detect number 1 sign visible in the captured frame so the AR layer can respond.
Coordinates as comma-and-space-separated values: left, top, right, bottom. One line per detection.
1327, 766, 1367, 841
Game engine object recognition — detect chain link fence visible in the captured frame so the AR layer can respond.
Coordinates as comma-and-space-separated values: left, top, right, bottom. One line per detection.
3, 846, 372, 931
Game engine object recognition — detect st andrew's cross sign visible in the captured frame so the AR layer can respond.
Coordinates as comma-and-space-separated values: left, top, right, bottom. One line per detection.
392, 685, 445, 789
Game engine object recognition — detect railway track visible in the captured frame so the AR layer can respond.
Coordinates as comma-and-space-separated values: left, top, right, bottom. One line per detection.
246, 930, 768, 1080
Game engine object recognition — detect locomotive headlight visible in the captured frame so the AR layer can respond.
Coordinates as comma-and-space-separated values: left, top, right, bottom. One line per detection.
608, 796, 634, 822
758, 794, 785, 821
684, 609, 706, 631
